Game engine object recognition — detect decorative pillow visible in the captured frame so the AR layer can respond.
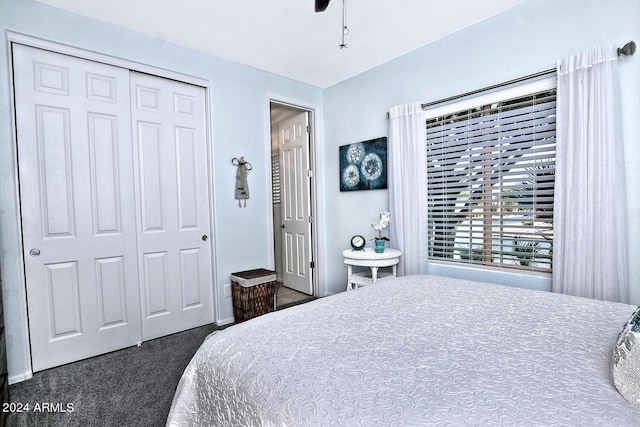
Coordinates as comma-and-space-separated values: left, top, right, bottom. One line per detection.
613, 305, 640, 405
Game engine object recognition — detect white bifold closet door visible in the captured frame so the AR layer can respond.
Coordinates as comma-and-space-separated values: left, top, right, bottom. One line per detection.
129, 71, 214, 341
13, 44, 214, 372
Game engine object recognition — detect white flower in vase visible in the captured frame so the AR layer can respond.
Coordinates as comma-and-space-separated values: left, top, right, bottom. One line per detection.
371, 211, 390, 252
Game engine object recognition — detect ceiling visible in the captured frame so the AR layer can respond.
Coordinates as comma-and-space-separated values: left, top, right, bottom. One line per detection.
37, 0, 526, 88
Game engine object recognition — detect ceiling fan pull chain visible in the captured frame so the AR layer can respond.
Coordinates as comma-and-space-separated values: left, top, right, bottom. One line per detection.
340, 0, 349, 48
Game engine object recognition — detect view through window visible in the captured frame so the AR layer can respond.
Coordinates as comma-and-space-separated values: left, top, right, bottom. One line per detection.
426, 82, 556, 273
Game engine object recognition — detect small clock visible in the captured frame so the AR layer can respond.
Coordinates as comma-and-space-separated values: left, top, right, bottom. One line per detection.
350, 235, 366, 251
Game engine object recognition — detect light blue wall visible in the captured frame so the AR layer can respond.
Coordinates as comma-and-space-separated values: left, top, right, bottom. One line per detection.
0, 0, 322, 381
322, 0, 640, 299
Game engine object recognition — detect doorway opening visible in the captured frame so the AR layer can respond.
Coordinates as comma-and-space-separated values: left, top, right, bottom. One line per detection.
269, 101, 316, 306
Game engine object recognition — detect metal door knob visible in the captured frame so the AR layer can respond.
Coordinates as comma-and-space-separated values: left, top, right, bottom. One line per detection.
202, 235, 208, 241
280, 224, 286, 228
29, 248, 41, 257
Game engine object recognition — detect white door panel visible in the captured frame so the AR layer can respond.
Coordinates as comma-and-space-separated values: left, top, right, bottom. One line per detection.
280, 112, 313, 295
130, 72, 214, 340
13, 44, 142, 371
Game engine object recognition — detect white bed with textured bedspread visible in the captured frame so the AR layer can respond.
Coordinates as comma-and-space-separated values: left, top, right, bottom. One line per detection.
167, 275, 640, 426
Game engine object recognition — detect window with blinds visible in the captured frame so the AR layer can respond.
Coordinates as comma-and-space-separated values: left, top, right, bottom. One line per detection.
271, 152, 281, 204
426, 79, 556, 273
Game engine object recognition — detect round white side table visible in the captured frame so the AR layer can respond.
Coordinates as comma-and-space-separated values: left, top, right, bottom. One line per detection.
343, 248, 402, 291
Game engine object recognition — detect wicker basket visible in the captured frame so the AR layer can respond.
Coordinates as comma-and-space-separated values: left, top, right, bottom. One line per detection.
231, 268, 277, 323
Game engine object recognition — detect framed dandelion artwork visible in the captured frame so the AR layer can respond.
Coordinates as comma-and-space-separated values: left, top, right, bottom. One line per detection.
339, 137, 387, 191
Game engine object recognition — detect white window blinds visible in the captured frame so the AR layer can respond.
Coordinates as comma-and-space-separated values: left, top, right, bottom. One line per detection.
426, 78, 556, 273
271, 152, 281, 205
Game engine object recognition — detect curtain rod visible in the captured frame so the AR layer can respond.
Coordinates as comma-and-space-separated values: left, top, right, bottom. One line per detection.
385, 40, 636, 117
421, 68, 555, 110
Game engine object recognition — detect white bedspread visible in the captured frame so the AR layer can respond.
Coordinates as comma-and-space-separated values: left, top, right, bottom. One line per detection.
167, 275, 640, 426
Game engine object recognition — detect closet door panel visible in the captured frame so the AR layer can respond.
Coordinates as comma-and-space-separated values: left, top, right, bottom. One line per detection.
130, 72, 214, 340
89, 113, 123, 235
138, 122, 166, 231
36, 106, 75, 236
143, 251, 170, 317
95, 256, 128, 328
14, 44, 142, 371
176, 127, 199, 229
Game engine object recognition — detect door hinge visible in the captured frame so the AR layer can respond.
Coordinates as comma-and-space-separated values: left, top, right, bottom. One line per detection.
310, 261, 315, 269
306, 125, 311, 133
308, 216, 313, 223
307, 170, 313, 178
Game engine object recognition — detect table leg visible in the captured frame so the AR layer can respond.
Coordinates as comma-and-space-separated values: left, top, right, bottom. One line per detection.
346, 265, 353, 291
371, 266, 379, 284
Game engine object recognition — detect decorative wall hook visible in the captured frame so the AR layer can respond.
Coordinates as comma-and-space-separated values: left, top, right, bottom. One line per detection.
231, 157, 253, 169
232, 157, 252, 207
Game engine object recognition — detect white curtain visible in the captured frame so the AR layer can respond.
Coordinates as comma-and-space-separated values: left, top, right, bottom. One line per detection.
553, 45, 629, 303
388, 102, 427, 276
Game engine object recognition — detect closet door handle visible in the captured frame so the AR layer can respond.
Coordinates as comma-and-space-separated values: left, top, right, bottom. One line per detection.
202, 235, 208, 241
29, 248, 41, 257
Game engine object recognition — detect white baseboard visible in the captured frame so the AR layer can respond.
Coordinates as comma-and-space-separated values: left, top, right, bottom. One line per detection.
9, 370, 33, 385
217, 317, 235, 326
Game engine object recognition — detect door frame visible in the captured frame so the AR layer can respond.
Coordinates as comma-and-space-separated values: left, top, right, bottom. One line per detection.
7, 32, 219, 377
265, 95, 323, 297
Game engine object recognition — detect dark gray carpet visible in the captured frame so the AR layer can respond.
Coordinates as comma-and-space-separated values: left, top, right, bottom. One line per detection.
7, 323, 219, 427
7, 297, 316, 427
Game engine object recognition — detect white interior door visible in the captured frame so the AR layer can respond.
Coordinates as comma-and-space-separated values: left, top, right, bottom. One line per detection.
279, 112, 313, 295
130, 72, 214, 340
13, 44, 143, 371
